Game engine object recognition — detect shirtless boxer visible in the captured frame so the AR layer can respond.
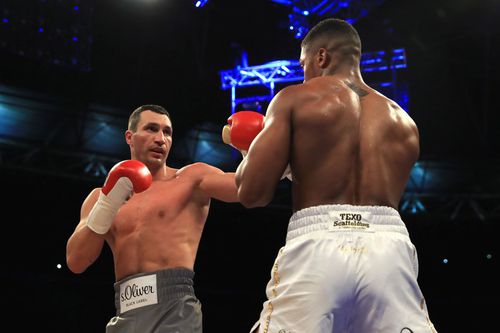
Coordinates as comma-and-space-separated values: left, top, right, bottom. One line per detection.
66, 104, 240, 333
234, 18, 437, 333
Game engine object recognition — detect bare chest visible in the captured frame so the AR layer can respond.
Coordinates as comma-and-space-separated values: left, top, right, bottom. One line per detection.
111, 179, 207, 235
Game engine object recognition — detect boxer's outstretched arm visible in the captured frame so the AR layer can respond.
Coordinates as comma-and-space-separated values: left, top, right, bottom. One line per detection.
195, 163, 239, 203
201, 172, 239, 203
236, 86, 293, 208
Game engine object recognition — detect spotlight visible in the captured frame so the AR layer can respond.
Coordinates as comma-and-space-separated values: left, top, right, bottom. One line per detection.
195, 0, 208, 8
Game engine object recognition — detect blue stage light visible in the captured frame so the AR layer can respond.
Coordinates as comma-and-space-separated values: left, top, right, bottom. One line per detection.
195, 0, 209, 8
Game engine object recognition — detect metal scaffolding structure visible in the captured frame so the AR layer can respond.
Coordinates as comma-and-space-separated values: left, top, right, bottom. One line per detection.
220, 48, 407, 113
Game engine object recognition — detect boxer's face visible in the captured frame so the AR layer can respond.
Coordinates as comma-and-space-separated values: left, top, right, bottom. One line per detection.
127, 110, 172, 166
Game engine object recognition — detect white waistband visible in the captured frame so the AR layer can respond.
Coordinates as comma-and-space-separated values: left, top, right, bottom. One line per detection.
287, 204, 408, 241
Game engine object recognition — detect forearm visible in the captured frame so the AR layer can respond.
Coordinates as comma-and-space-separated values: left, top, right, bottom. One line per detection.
236, 157, 275, 208
208, 172, 239, 203
66, 224, 105, 274
66, 160, 151, 273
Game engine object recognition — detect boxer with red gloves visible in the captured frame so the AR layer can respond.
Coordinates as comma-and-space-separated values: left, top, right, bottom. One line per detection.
236, 18, 435, 333
86, 160, 152, 234
66, 104, 240, 333
222, 110, 265, 156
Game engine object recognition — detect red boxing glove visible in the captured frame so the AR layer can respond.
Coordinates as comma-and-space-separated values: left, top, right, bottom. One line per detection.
102, 160, 152, 195
86, 160, 152, 234
222, 111, 265, 152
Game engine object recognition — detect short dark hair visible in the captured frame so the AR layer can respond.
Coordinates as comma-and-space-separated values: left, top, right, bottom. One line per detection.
128, 104, 171, 132
301, 18, 361, 55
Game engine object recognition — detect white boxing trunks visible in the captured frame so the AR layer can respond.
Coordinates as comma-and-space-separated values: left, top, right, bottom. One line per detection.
250, 204, 437, 333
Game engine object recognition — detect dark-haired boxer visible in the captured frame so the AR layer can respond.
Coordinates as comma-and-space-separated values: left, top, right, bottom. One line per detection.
235, 19, 437, 333
67, 104, 241, 333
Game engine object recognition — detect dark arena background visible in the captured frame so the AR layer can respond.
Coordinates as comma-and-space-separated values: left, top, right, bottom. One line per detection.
1, 0, 499, 332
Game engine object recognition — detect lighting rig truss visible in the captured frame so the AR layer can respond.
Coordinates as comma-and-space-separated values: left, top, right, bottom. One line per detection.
220, 48, 406, 114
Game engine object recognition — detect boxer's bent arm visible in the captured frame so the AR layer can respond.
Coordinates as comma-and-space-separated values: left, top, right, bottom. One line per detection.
66, 188, 106, 274
236, 87, 293, 207
196, 163, 239, 203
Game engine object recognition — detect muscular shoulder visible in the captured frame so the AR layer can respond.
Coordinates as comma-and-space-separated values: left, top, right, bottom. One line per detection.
363, 91, 419, 147
176, 162, 223, 179
278, 79, 324, 99
372, 91, 416, 128
291, 76, 349, 104
267, 81, 320, 115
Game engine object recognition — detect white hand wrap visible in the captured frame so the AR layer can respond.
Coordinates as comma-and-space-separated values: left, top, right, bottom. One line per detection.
86, 178, 133, 234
